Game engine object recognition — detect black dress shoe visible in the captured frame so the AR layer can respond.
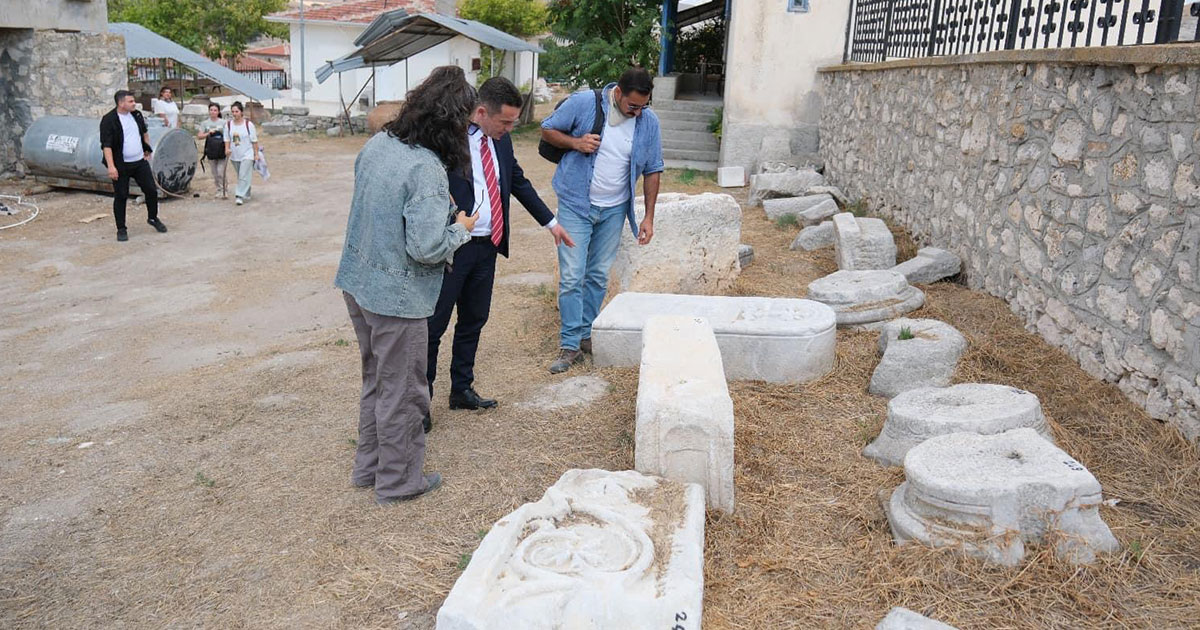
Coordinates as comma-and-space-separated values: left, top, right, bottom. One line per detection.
423, 413, 432, 433
116, 229, 128, 242
147, 217, 168, 233
449, 388, 497, 410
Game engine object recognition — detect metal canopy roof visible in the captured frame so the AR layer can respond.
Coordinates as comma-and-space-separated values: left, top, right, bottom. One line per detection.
109, 22, 281, 102
315, 12, 543, 84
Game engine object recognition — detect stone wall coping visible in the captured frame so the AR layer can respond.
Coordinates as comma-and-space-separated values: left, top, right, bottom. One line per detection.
819, 43, 1200, 73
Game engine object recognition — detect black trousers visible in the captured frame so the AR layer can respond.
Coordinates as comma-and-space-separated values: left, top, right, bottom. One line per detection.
112, 159, 159, 230
427, 237, 497, 395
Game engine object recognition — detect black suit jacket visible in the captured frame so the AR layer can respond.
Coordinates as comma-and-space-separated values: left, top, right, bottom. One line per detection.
449, 132, 554, 258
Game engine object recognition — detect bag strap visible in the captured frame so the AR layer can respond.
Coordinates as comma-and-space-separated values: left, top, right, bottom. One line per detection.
589, 88, 604, 137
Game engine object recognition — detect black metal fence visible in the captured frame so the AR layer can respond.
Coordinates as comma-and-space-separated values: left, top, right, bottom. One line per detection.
844, 0, 1200, 62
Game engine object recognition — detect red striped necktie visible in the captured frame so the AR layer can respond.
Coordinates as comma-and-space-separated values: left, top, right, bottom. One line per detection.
478, 136, 504, 247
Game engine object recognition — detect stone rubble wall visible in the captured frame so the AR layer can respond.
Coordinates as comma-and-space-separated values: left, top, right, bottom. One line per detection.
179, 113, 367, 134
1, 30, 126, 179
820, 57, 1200, 441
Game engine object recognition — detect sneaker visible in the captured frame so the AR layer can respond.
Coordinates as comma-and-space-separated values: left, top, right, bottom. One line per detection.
549, 348, 584, 374
235, 197, 243, 206
116, 229, 128, 242
147, 217, 168, 233
580, 338, 593, 355
376, 472, 443, 505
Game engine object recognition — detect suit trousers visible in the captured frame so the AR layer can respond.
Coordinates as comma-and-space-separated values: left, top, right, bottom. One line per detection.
344, 292, 432, 500
111, 159, 159, 230
427, 237, 497, 396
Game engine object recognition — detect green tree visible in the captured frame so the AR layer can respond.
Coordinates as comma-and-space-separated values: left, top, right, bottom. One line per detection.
109, 0, 289, 60
540, 0, 660, 89
460, 0, 548, 82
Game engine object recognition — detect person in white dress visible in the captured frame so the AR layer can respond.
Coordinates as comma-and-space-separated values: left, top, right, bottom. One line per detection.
153, 86, 180, 128
223, 101, 259, 205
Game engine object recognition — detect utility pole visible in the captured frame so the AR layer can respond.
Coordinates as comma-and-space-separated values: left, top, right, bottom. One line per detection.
299, 0, 306, 104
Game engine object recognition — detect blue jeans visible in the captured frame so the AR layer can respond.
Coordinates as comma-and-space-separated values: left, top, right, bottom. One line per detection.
556, 201, 629, 350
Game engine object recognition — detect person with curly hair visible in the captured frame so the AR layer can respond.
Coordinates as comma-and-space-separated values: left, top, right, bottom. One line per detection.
334, 66, 478, 505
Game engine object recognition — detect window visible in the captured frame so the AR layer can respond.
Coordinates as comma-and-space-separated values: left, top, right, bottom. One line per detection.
788, 0, 810, 13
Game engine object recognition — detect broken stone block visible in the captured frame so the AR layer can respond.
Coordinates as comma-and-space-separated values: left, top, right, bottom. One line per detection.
763, 194, 838, 225
885, 428, 1119, 566
748, 168, 825, 205
325, 126, 342, 137
738, 243, 754, 269
181, 103, 208, 117
892, 247, 962, 284
833, 212, 897, 270
876, 607, 959, 630
717, 166, 745, 187
806, 185, 850, 208
592, 293, 836, 383
865, 383, 1053, 467
868, 319, 967, 398
806, 270, 924, 328
790, 221, 834, 251
281, 105, 310, 116
436, 469, 705, 630
261, 120, 294, 135
610, 193, 740, 295
636, 316, 735, 513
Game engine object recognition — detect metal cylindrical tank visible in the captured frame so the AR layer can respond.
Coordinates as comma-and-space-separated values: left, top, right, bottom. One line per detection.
21, 115, 197, 194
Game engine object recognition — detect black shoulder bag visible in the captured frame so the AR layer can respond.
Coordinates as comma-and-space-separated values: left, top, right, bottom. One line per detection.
538, 89, 603, 164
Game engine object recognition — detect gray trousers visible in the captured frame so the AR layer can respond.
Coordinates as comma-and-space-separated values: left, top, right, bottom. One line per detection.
344, 292, 432, 500
209, 158, 227, 195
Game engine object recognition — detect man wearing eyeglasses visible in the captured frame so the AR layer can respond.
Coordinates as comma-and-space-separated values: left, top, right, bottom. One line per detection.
425, 77, 576, 430
540, 67, 664, 374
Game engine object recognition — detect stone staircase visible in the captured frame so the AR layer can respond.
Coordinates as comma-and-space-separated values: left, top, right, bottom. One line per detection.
654, 98, 721, 171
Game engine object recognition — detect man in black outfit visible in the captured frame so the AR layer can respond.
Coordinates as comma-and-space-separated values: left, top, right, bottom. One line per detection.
425, 77, 574, 430
100, 90, 168, 242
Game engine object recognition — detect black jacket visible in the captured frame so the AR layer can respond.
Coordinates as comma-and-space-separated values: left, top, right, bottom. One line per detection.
99, 108, 152, 167
448, 132, 553, 258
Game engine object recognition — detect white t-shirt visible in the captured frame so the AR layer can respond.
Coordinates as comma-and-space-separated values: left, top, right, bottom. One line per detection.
117, 112, 144, 163
588, 113, 636, 207
153, 99, 179, 128
225, 119, 258, 162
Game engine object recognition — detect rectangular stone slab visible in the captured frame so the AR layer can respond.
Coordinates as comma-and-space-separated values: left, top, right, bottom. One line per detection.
593, 292, 837, 383
636, 316, 735, 513
436, 469, 705, 630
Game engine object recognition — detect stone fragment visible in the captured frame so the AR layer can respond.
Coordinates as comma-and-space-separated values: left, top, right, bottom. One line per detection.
892, 247, 962, 284
833, 212, 897, 270
436, 469, 705, 630
610, 193, 740, 295
717, 166, 745, 187
181, 103, 208, 117
876, 607, 959, 630
281, 105, 310, 116
868, 319, 967, 399
748, 168, 825, 205
261, 120, 294, 135
806, 270, 924, 328
326, 126, 342, 137
790, 221, 834, 251
763, 194, 838, 225
885, 428, 1118, 566
519, 376, 610, 411
864, 383, 1051, 466
805, 185, 850, 208
636, 316, 735, 513
592, 293, 836, 383
738, 243, 754, 269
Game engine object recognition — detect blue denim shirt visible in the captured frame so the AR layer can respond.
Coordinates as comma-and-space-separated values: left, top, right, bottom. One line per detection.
541, 83, 664, 236
334, 132, 470, 318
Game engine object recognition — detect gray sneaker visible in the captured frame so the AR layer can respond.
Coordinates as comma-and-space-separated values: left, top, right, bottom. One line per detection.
549, 348, 584, 374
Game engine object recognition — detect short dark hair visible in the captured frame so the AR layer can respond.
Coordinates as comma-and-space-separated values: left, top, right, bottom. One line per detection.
384, 65, 476, 173
617, 67, 653, 97
478, 77, 522, 113
114, 89, 133, 105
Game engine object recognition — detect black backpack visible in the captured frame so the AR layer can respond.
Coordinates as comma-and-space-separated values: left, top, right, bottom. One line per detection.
203, 129, 226, 160
538, 89, 604, 164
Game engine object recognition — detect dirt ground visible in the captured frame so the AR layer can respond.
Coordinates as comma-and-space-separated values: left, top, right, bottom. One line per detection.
1, 122, 1198, 629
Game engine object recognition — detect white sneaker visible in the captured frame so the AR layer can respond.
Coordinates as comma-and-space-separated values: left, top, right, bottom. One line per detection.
235, 197, 243, 206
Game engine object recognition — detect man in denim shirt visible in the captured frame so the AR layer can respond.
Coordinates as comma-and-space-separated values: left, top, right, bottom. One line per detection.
541, 67, 663, 374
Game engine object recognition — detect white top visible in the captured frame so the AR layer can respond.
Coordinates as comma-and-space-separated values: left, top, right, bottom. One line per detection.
225, 119, 257, 162
153, 99, 179, 128
117, 112, 143, 163
589, 113, 636, 207
468, 126, 499, 237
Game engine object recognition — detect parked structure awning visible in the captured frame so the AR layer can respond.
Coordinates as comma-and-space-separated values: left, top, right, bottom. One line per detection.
315, 11, 543, 84
109, 22, 281, 102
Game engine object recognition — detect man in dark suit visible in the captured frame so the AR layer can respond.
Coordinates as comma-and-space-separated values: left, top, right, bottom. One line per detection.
425, 77, 574, 429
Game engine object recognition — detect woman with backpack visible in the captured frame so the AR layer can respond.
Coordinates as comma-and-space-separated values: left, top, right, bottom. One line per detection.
196, 103, 228, 198
223, 101, 259, 206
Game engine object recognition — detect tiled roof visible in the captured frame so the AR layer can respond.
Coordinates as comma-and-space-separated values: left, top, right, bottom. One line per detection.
217, 55, 286, 72
269, 0, 436, 24
246, 43, 290, 56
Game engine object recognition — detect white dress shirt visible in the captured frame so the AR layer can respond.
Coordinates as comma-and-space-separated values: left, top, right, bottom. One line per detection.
467, 125, 556, 236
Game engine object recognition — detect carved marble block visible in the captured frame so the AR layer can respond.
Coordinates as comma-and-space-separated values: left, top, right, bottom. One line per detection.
762, 194, 838, 225
868, 318, 968, 398
806, 270, 925, 328
892, 247, 962, 284
592, 292, 837, 383
885, 429, 1119, 566
636, 316, 735, 513
864, 383, 1052, 467
833, 212, 897, 270
436, 469, 706, 630
748, 168, 825, 205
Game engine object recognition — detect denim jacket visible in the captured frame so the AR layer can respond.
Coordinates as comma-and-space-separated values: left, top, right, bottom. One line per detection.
334, 132, 470, 318
541, 82, 664, 237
